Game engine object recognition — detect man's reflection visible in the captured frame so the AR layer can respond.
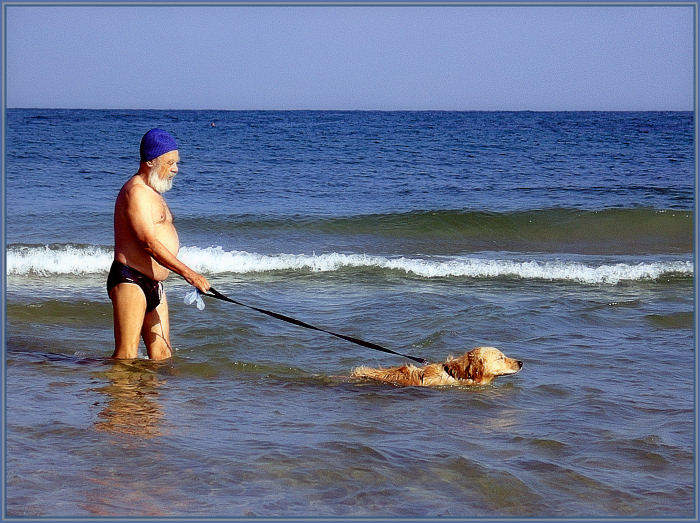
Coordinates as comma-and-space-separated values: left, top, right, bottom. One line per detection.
92, 360, 173, 438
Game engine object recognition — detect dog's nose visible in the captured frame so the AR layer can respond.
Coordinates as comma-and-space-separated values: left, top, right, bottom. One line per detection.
517, 361, 523, 368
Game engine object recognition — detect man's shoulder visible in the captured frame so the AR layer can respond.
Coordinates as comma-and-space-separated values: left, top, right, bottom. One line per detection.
121, 177, 158, 201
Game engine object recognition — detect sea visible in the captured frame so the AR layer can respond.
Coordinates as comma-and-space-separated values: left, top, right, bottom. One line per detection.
3, 109, 696, 519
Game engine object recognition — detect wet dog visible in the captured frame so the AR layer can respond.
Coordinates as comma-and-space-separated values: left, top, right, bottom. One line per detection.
351, 346, 522, 387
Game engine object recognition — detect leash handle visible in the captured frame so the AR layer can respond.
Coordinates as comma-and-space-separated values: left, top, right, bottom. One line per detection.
203, 287, 429, 365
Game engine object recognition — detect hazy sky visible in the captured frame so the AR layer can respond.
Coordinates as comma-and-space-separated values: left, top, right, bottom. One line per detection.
4, 2, 695, 111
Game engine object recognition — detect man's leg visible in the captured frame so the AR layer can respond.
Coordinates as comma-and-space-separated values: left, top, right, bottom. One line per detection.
142, 290, 172, 361
109, 283, 147, 359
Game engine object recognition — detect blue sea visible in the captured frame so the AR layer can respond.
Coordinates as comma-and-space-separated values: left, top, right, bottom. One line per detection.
3, 109, 696, 518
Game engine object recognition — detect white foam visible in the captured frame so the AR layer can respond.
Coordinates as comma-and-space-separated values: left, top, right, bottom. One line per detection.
6, 244, 693, 285
7, 245, 113, 276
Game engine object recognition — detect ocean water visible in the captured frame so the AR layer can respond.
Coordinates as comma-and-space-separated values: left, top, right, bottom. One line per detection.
3, 109, 695, 518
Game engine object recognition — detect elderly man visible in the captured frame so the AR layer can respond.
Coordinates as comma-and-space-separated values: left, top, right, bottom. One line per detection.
107, 129, 210, 360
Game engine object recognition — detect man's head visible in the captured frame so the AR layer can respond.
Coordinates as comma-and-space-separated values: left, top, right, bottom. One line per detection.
140, 129, 179, 193
140, 128, 178, 163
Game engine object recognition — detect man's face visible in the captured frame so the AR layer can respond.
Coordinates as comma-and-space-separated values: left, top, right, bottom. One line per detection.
148, 150, 179, 193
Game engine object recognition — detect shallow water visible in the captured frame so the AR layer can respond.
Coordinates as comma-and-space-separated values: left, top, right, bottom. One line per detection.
5, 271, 695, 518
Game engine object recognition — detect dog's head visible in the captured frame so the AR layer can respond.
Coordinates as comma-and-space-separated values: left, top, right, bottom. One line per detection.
444, 346, 523, 385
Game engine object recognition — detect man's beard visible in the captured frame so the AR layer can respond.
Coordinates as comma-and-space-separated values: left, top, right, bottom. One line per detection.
147, 167, 173, 194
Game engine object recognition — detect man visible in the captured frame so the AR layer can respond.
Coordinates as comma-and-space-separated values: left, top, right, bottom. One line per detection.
107, 128, 210, 360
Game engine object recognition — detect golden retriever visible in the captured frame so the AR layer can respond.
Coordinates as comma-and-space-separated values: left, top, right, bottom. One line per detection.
351, 346, 522, 387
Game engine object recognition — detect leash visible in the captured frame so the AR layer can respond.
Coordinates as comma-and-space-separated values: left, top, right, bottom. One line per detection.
201, 287, 429, 365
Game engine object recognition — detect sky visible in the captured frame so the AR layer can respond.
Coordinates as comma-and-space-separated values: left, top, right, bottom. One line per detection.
3, 2, 696, 111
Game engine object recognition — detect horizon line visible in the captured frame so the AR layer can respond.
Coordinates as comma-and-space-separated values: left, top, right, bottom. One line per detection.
6, 106, 695, 112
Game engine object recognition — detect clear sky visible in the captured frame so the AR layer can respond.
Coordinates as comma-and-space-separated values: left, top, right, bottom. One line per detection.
3, 2, 695, 111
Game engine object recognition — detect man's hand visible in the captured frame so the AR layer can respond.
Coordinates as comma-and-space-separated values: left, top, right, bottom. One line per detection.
183, 269, 211, 294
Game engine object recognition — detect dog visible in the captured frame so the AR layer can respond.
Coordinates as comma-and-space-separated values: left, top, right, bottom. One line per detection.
351, 346, 523, 387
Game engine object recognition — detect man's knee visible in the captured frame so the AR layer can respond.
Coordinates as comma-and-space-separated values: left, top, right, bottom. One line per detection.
143, 330, 172, 360
143, 306, 172, 360
148, 343, 172, 361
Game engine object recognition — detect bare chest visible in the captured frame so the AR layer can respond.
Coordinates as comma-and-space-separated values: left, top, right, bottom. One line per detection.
152, 196, 173, 226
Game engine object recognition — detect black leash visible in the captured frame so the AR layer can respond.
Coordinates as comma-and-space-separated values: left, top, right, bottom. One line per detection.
203, 287, 429, 365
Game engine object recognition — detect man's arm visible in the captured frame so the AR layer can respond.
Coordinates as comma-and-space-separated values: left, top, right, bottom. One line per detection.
125, 185, 210, 292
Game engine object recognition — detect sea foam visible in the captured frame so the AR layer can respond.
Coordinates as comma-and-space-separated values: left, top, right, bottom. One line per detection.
7, 244, 113, 276
5, 244, 693, 285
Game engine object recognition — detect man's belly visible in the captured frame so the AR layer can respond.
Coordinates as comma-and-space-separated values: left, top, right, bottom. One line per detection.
115, 225, 179, 282
150, 224, 179, 281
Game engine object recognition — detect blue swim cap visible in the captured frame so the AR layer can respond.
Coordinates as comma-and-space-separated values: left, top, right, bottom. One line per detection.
140, 128, 178, 162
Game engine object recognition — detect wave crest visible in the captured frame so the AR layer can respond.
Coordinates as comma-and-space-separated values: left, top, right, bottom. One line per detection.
180, 247, 693, 285
6, 244, 693, 285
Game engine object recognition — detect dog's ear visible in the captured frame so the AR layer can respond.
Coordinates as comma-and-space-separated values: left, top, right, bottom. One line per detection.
464, 350, 487, 383
443, 354, 467, 379
470, 355, 485, 383
445, 352, 484, 382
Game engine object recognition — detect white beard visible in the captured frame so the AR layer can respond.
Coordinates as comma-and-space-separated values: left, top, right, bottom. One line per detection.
147, 168, 173, 194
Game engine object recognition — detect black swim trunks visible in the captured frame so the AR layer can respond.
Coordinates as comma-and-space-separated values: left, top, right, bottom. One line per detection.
107, 260, 163, 312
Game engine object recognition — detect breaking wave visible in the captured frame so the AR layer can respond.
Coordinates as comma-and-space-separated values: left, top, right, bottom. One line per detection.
6, 244, 693, 285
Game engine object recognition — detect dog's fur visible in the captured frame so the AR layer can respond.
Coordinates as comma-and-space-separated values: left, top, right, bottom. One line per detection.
351, 346, 522, 387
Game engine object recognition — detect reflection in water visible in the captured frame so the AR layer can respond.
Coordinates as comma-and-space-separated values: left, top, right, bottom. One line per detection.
82, 360, 181, 517
92, 360, 173, 439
